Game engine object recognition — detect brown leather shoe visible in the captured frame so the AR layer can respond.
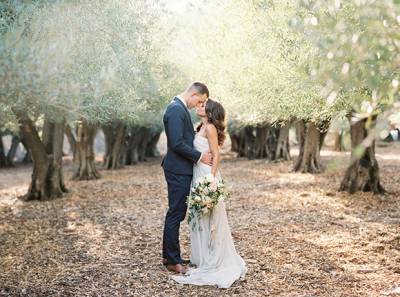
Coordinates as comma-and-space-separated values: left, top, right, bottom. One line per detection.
166, 263, 188, 274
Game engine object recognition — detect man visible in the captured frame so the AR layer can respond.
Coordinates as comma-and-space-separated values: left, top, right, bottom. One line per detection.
161, 82, 213, 273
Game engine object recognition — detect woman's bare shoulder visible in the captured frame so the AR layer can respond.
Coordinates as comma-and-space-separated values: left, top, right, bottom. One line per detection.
205, 123, 217, 134
205, 124, 218, 144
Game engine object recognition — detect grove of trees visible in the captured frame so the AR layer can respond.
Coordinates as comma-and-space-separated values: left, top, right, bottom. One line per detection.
167, 0, 399, 192
1, 0, 399, 200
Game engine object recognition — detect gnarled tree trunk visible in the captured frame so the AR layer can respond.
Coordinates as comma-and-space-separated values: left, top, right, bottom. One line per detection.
236, 125, 257, 158
270, 123, 291, 162
229, 130, 239, 153
230, 123, 291, 161
253, 124, 269, 159
293, 120, 328, 173
235, 127, 246, 157
265, 125, 279, 160
65, 123, 77, 159
72, 121, 100, 180
138, 127, 151, 162
17, 115, 67, 201
339, 114, 384, 194
103, 122, 126, 170
146, 129, 162, 158
125, 126, 151, 165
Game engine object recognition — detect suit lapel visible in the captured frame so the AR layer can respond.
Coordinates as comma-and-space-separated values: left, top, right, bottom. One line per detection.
174, 97, 195, 135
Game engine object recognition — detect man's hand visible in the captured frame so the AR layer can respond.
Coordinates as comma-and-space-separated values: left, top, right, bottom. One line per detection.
200, 152, 213, 166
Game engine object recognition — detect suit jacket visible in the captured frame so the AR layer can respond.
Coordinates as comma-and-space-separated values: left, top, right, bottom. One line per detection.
161, 97, 201, 175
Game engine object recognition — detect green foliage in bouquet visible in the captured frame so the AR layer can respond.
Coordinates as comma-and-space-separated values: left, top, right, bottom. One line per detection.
187, 174, 230, 231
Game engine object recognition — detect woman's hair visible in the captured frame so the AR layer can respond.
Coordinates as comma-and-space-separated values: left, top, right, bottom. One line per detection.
197, 99, 226, 146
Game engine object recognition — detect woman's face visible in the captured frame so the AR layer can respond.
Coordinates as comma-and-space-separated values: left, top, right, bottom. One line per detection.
196, 101, 207, 117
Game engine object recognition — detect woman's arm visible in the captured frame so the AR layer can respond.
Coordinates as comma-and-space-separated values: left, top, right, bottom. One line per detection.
205, 124, 220, 177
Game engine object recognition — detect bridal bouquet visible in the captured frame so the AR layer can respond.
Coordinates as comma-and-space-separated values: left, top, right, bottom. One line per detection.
187, 174, 230, 229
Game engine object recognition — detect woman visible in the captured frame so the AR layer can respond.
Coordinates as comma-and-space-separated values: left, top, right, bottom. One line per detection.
172, 99, 247, 288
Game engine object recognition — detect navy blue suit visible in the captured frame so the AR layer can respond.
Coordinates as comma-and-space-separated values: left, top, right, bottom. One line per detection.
161, 97, 201, 264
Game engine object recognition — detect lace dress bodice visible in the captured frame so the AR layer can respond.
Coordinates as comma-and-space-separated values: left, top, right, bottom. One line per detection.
192, 134, 221, 183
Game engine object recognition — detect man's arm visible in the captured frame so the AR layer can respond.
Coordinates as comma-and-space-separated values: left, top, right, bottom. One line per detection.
166, 106, 202, 163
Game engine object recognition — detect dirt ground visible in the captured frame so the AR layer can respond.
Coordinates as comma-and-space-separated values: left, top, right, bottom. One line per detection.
0, 145, 399, 296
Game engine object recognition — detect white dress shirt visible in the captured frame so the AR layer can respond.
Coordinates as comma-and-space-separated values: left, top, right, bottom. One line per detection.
176, 95, 188, 109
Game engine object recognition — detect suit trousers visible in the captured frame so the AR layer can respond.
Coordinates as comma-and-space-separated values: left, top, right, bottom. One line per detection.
162, 169, 192, 264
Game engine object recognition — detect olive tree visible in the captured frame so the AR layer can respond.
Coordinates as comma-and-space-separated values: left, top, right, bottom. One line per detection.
297, 0, 400, 193
0, 0, 178, 199
168, 0, 348, 172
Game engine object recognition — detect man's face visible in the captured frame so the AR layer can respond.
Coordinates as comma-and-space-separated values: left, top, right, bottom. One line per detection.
187, 92, 208, 109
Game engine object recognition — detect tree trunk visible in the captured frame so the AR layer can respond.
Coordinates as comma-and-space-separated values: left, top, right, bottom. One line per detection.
146, 130, 162, 158
65, 123, 77, 159
138, 127, 151, 162
21, 137, 32, 163
229, 123, 291, 161
17, 115, 67, 201
5, 134, 20, 166
333, 130, 346, 152
42, 118, 68, 195
72, 121, 100, 180
293, 121, 326, 173
235, 128, 246, 157
125, 126, 152, 165
0, 136, 9, 167
339, 114, 385, 194
125, 126, 139, 165
103, 122, 126, 169
294, 124, 301, 144
234, 124, 292, 161
229, 131, 239, 153
271, 123, 291, 161
265, 125, 279, 160
253, 125, 269, 159
236, 125, 257, 158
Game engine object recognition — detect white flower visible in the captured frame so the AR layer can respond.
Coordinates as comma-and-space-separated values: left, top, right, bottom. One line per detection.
210, 181, 218, 192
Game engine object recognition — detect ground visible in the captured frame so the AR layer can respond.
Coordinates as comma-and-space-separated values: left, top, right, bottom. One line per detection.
0, 145, 399, 296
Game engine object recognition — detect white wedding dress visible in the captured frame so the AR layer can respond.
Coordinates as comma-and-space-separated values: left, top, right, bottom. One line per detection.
172, 134, 247, 288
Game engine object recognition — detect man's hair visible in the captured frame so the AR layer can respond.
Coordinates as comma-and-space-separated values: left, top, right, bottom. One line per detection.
187, 82, 209, 98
